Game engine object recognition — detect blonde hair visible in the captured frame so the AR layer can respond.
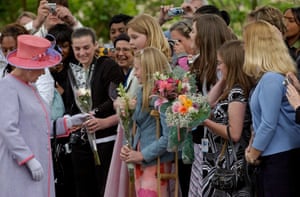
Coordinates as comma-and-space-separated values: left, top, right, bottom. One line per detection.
127, 14, 171, 60
134, 47, 171, 110
243, 20, 297, 79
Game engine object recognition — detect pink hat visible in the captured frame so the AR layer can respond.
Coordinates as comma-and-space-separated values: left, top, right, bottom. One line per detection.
7, 35, 62, 69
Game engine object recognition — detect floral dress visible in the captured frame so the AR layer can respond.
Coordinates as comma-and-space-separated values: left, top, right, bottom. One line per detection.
202, 85, 252, 197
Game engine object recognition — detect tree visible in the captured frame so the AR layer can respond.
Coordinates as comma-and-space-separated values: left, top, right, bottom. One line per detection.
0, 0, 296, 41
208, 0, 294, 36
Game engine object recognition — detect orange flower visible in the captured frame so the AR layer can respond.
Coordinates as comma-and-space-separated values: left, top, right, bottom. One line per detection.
179, 105, 188, 115
178, 95, 187, 103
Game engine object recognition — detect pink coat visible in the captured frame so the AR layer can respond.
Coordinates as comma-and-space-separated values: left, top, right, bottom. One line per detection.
0, 74, 67, 197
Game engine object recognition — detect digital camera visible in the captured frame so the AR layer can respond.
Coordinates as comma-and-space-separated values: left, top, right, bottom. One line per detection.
48, 3, 56, 13
168, 7, 184, 17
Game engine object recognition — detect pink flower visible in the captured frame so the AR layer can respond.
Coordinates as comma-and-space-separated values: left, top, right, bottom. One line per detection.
172, 101, 182, 113
158, 80, 173, 94
138, 189, 157, 197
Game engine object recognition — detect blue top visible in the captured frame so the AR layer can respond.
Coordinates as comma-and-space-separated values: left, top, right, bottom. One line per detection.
250, 72, 300, 156
132, 87, 174, 167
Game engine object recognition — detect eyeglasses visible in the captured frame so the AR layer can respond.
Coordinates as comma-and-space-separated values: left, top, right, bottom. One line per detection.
216, 60, 224, 66
115, 47, 132, 53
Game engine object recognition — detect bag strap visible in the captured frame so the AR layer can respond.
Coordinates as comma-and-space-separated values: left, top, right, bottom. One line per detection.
216, 125, 238, 167
226, 125, 238, 162
52, 120, 57, 149
216, 139, 228, 166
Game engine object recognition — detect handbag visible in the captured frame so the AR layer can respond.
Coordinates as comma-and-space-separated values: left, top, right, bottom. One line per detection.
51, 120, 65, 186
211, 126, 246, 192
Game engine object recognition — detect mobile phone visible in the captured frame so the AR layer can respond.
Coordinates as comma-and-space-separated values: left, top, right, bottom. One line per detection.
48, 3, 56, 13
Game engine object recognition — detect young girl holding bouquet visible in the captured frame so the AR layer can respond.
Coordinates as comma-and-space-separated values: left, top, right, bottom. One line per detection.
105, 13, 172, 197
120, 47, 174, 197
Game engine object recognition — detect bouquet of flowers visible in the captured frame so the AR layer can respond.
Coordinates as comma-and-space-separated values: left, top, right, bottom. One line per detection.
151, 67, 210, 163
76, 88, 92, 112
165, 93, 210, 163
116, 83, 136, 183
73, 86, 101, 166
165, 94, 210, 128
151, 67, 197, 112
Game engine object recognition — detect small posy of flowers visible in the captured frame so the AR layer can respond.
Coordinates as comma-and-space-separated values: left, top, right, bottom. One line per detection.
74, 87, 100, 165
116, 83, 136, 145
116, 83, 136, 183
165, 93, 210, 128
76, 88, 92, 113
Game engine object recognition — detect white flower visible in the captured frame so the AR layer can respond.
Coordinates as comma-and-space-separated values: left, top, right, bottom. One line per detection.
77, 88, 91, 96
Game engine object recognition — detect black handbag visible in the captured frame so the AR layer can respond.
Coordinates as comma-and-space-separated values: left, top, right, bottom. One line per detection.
51, 120, 65, 186
211, 126, 246, 192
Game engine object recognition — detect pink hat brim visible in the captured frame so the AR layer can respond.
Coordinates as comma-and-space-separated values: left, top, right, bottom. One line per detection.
7, 48, 62, 69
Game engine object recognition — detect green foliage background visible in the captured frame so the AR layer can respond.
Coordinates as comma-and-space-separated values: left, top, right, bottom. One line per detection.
0, 0, 298, 42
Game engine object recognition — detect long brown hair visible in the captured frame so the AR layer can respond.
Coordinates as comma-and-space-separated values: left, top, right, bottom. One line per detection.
190, 14, 235, 90
218, 40, 253, 101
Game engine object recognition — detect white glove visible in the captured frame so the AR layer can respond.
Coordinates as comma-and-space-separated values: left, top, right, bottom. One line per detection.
65, 113, 90, 128
26, 158, 44, 181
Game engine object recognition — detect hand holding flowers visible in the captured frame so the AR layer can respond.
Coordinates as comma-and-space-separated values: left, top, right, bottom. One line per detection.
116, 83, 137, 183
73, 86, 101, 166
116, 84, 136, 145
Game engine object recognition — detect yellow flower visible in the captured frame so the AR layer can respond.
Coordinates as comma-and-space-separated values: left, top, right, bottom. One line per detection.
178, 95, 193, 108
184, 98, 193, 108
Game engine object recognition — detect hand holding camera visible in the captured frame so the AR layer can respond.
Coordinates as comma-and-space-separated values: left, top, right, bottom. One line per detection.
158, 5, 175, 25
54, 5, 77, 27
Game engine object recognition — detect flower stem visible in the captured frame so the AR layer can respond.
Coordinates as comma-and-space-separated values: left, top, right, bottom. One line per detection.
93, 150, 101, 166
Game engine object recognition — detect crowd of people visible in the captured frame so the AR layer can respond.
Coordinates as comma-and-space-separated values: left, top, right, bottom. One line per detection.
1, 0, 300, 197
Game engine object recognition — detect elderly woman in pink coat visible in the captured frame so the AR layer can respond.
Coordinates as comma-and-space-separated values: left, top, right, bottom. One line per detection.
0, 35, 88, 197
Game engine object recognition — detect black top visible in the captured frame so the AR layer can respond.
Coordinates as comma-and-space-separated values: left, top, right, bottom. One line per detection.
65, 56, 125, 138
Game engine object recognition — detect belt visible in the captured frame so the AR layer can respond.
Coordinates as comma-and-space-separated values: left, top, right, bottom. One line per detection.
95, 135, 117, 144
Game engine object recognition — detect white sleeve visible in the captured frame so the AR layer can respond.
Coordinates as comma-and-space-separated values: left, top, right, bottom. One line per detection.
24, 21, 37, 34
24, 21, 45, 37
35, 68, 54, 106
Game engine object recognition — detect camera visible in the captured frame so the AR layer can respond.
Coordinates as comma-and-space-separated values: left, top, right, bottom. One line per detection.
98, 47, 115, 57
168, 7, 185, 17
69, 132, 81, 144
48, 3, 56, 13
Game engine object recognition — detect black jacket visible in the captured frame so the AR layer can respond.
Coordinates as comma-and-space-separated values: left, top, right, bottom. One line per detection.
65, 56, 125, 138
